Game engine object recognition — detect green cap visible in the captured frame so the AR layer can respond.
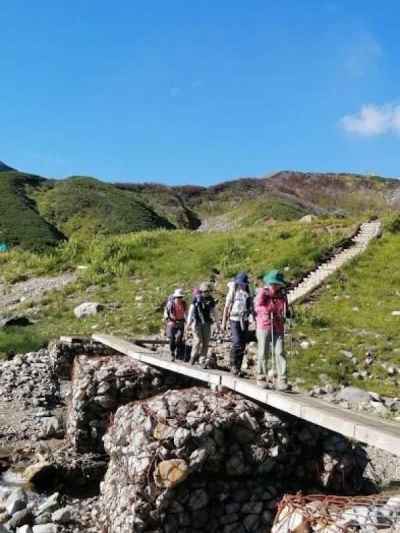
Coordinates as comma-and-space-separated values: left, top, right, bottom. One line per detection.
263, 269, 286, 286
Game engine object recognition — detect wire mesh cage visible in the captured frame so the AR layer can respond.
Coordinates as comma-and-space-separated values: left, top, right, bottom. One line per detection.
272, 493, 400, 532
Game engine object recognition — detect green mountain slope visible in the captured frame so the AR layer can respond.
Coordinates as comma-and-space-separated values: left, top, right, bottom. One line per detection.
0, 172, 64, 249
291, 217, 400, 396
2, 161, 400, 250
33, 177, 175, 239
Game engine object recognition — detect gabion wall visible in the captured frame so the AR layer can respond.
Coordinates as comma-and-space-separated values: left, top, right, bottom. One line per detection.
99, 387, 367, 533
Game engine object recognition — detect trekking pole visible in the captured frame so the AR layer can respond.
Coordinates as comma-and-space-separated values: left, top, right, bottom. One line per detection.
270, 312, 276, 383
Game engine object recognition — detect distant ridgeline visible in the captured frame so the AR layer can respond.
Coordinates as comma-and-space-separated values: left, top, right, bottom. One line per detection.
0, 159, 399, 249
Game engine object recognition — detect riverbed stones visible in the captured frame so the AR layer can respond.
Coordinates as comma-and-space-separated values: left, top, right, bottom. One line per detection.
99, 386, 366, 532
6, 488, 27, 515
66, 354, 188, 452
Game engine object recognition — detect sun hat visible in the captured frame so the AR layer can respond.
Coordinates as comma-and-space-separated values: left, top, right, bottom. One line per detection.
263, 270, 286, 286
234, 272, 249, 284
173, 288, 184, 298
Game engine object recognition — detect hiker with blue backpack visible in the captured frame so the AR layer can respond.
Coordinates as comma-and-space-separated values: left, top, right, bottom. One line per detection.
255, 270, 291, 391
164, 288, 187, 361
222, 272, 255, 376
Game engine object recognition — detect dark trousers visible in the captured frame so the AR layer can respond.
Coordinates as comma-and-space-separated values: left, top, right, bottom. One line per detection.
166, 321, 185, 360
230, 320, 248, 372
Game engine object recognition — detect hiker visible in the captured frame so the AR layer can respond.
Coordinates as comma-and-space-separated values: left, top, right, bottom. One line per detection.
164, 288, 187, 361
255, 270, 291, 391
187, 282, 217, 366
222, 272, 254, 375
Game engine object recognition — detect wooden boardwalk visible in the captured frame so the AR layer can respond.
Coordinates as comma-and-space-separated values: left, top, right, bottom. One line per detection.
93, 334, 400, 457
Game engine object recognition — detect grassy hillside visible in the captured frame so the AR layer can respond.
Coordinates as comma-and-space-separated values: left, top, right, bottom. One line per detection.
33, 177, 175, 239
291, 216, 400, 396
2, 165, 400, 249
0, 218, 354, 356
0, 172, 64, 250
115, 183, 201, 229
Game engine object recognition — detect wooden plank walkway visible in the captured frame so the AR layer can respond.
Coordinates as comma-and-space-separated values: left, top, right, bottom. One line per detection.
93, 333, 400, 457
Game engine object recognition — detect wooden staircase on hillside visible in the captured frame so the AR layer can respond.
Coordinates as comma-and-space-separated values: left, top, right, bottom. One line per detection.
287, 220, 382, 305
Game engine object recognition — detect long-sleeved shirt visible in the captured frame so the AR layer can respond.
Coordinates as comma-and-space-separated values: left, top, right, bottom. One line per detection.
255, 288, 288, 334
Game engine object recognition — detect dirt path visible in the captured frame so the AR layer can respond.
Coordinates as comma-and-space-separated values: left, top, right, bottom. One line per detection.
0, 273, 76, 315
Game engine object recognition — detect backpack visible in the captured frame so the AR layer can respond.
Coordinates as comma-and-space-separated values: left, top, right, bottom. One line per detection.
164, 296, 186, 321
228, 285, 252, 320
193, 295, 215, 324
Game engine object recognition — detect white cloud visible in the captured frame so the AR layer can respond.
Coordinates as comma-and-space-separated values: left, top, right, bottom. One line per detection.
340, 104, 400, 136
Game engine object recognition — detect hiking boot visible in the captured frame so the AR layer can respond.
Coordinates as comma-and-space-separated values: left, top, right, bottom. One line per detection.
169, 352, 176, 362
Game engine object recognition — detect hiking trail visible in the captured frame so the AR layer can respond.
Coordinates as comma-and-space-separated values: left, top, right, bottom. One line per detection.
287, 220, 382, 305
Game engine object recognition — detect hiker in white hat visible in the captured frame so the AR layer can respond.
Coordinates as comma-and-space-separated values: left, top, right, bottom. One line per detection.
163, 288, 187, 361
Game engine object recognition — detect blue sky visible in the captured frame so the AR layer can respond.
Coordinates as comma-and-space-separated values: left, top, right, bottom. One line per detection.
1, 1, 399, 185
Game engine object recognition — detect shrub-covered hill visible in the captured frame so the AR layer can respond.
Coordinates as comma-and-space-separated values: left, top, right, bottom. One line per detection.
0, 172, 64, 250
2, 161, 400, 249
33, 177, 174, 239
117, 171, 400, 228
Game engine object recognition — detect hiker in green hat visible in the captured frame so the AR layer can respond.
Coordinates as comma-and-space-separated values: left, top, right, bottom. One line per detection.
254, 269, 291, 390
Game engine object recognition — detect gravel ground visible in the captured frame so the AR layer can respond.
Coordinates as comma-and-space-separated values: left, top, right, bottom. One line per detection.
0, 273, 76, 315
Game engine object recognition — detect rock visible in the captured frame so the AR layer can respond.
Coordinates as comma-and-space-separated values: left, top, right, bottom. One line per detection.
336, 387, 371, 404
36, 493, 59, 516
6, 488, 27, 515
0, 315, 33, 329
17, 526, 33, 533
340, 350, 353, 359
299, 215, 316, 223
174, 427, 190, 448
6, 508, 32, 528
51, 506, 72, 524
32, 526, 58, 533
154, 459, 189, 488
300, 341, 310, 350
24, 462, 53, 484
73, 302, 103, 319
40, 417, 63, 439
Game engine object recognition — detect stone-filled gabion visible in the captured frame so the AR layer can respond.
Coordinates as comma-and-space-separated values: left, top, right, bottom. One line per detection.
48, 337, 116, 379
66, 354, 188, 453
99, 387, 366, 533
0, 349, 60, 407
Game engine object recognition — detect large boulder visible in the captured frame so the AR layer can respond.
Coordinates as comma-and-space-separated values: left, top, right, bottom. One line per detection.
73, 302, 103, 319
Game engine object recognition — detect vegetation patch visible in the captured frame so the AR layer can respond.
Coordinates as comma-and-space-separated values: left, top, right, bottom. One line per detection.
291, 224, 400, 395
0, 172, 63, 250
33, 177, 175, 239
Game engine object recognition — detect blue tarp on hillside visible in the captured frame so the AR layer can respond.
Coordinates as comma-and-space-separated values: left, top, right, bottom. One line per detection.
0, 243, 9, 253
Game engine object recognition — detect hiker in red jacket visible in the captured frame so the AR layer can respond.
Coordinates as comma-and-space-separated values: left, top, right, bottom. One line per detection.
164, 288, 187, 361
255, 270, 290, 390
